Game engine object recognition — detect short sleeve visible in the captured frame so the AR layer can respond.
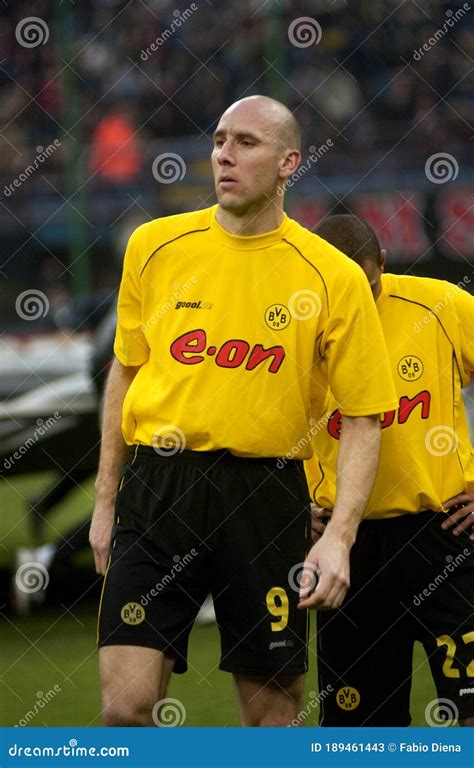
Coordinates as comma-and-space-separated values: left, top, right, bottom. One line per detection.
321, 264, 398, 416
450, 284, 474, 374
113, 229, 150, 367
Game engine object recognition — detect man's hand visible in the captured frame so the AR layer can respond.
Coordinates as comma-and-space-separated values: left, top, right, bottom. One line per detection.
297, 530, 350, 610
89, 503, 115, 575
442, 492, 474, 540
310, 503, 331, 543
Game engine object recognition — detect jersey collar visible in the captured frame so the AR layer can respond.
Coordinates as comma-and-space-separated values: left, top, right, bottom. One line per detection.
210, 205, 292, 250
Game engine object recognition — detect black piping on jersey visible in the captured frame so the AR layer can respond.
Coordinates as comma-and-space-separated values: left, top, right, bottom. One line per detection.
312, 459, 327, 504
387, 293, 464, 381
139, 227, 211, 278
315, 330, 324, 360
390, 293, 466, 480
451, 351, 465, 478
282, 238, 330, 311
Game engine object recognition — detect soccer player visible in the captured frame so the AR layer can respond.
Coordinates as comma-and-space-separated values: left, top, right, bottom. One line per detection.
306, 214, 474, 727
89, 97, 397, 727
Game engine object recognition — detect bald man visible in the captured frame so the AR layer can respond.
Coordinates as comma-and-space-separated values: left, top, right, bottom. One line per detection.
90, 96, 397, 726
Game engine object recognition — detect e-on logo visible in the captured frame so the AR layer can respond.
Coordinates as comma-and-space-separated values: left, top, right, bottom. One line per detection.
336, 686, 360, 711
265, 304, 291, 330
120, 602, 145, 625
398, 355, 424, 382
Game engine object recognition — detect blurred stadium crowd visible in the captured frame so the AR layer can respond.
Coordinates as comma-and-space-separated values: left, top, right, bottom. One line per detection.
1, 0, 473, 183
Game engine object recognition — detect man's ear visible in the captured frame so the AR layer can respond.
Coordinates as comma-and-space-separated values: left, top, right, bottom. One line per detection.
379, 249, 387, 273
279, 149, 301, 179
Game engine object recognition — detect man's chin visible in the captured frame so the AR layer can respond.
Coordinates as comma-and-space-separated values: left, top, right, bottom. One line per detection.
216, 192, 250, 213
215, 192, 244, 212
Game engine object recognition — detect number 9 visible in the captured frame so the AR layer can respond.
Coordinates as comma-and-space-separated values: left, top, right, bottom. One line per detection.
266, 587, 289, 632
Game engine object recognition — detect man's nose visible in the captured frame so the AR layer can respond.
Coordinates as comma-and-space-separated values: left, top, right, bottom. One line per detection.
217, 141, 235, 165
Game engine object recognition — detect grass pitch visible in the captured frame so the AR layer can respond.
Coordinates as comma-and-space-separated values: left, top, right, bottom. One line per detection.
1, 472, 437, 726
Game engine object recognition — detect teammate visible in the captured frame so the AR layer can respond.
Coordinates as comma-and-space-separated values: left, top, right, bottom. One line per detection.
306, 214, 474, 726
90, 97, 398, 727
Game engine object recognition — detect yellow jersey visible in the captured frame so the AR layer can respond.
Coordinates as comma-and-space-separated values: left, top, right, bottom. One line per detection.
114, 205, 398, 458
305, 273, 474, 517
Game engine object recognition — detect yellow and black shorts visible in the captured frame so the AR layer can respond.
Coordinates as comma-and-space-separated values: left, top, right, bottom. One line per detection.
98, 445, 311, 677
317, 510, 474, 726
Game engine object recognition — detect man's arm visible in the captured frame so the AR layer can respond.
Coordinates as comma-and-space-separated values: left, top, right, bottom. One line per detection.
89, 356, 141, 575
298, 414, 380, 610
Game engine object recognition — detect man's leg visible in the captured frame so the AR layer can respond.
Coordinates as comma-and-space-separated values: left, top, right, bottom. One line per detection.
317, 518, 414, 726
100, 646, 175, 726
408, 513, 474, 728
234, 674, 305, 726
208, 458, 310, 726
97, 449, 214, 725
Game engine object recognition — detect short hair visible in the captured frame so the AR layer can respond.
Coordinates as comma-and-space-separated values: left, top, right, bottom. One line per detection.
278, 108, 301, 152
222, 95, 301, 152
314, 214, 380, 265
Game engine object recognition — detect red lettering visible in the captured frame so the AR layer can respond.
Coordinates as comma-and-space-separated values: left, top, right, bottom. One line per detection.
327, 391, 432, 441
398, 390, 431, 423
327, 409, 342, 439
170, 329, 206, 364
215, 340, 250, 368
245, 344, 285, 374
380, 410, 396, 429
169, 331, 286, 374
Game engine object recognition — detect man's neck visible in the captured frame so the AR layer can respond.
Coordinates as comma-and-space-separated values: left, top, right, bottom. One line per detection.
215, 202, 285, 236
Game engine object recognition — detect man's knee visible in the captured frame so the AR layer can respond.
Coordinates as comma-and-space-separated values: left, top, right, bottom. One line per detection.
102, 700, 154, 727
248, 711, 297, 727
99, 645, 166, 727
235, 673, 304, 727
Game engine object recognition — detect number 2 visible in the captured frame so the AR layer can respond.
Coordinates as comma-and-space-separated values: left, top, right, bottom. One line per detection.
437, 632, 474, 678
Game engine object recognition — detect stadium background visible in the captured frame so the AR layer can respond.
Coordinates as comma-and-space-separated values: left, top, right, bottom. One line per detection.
0, 0, 473, 726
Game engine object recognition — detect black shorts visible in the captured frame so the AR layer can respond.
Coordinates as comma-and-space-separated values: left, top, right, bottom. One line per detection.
98, 446, 311, 676
317, 510, 474, 726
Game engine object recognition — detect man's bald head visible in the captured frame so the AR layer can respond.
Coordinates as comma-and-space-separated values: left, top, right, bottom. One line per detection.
212, 94, 302, 223
220, 95, 301, 153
